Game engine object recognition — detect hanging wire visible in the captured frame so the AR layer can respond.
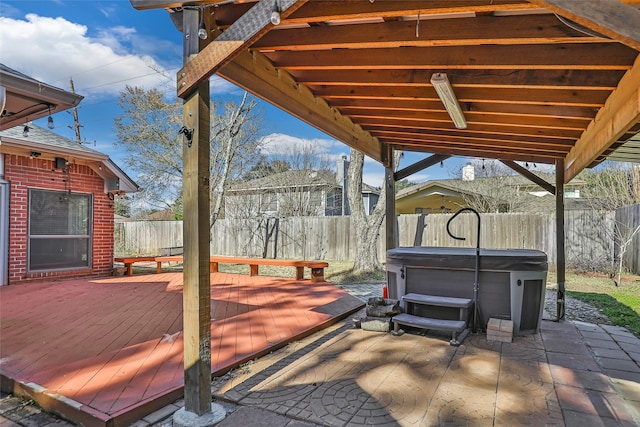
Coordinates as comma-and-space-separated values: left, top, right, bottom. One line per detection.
553, 13, 609, 39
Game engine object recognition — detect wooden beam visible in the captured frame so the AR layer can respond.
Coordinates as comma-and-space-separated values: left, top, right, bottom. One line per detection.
528, 0, 640, 51
218, 50, 382, 162
316, 86, 611, 107
384, 147, 398, 251
360, 118, 584, 140
181, 8, 212, 417
346, 109, 590, 130
395, 144, 557, 164
130, 0, 201, 9
213, 0, 539, 28
500, 160, 556, 194
384, 138, 567, 158
176, 0, 308, 99
286, 0, 537, 24
331, 99, 600, 120
395, 154, 451, 181
555, 158, 566, 321
265, 43, 636, 71
130, 0, 238, 10
564, 54, 640, 181
255, 14, 605, 51
376, 130, 574, 151
293, 69, 625, 91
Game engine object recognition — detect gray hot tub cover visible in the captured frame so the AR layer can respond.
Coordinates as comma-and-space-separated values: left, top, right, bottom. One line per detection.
387, 247, 548, 272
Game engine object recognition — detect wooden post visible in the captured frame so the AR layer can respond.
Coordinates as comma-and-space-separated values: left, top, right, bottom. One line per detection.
556, 159, 566, 321
383, 145, 397, 251
181, 8, 212, 416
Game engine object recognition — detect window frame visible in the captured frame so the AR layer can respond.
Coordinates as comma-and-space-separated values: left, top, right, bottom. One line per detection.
27, 189, 93, 272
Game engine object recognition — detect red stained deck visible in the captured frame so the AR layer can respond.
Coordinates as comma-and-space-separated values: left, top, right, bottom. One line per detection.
0, 273, 364, 426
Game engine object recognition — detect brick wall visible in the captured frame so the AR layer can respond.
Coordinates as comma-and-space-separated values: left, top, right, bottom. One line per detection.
4, 154, 114, 284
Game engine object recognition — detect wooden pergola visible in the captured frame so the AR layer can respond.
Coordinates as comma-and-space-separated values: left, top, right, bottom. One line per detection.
131, 0, 640, 419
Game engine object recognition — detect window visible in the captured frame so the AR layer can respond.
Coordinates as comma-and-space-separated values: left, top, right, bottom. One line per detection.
260, 192, 277, 212
326, 188, 343, 216
309, 190, 322, 208
28, 190, 92, 271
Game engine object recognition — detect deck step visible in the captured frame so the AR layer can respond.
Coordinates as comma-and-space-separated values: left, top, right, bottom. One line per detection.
392, 313, 466, 332
402, 293, 473, 308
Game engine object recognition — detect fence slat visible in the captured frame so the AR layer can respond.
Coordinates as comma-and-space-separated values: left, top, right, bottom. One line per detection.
114, 205, 640, 274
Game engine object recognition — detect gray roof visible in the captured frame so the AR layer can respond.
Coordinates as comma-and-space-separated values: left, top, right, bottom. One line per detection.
0, 64, 36, 81
0, 124, 106, 158
396, 173, 584, 199
230, 169, 380, 195
229, 169, 339, 192
0, 124, 138, 193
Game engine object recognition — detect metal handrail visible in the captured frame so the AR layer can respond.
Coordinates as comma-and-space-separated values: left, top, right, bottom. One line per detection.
446, 208, 481, 332
446, 207, 480, 249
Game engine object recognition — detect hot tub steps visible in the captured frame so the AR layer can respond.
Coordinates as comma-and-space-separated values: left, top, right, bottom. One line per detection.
392, 293, 473, 346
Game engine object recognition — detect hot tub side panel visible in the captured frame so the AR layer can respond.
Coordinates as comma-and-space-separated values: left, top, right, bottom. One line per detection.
403, 267, 511, 326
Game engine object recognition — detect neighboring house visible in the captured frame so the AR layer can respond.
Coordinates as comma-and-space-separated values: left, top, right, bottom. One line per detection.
225, 158, 380, 218
396, 163, 585, 214
0, 65, 137, 285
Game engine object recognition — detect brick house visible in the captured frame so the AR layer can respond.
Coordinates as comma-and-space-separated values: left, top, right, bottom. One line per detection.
0, 65, 137, 285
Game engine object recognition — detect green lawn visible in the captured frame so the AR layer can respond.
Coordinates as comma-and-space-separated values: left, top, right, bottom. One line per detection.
216, 259, 385, 284
547, 270, 640, 337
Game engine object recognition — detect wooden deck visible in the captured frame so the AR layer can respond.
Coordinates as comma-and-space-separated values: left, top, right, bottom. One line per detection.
0, 273, 364, 426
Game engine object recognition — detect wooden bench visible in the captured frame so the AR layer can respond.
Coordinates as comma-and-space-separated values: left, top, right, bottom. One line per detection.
154, 255, 237, 275
154, 256, 329, 282
114, 256, 157, 276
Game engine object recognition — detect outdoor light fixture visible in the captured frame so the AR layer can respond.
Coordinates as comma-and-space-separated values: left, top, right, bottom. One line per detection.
270, 0, 281, 25
29, 151, 41, 159
430, 73, 467, 129
23, 124, 30, 137
197, 7, 208, 40
47, 106, 55, 129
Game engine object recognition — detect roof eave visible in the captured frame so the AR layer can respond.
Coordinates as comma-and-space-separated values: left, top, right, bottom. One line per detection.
0, 71, 84, 131
0, 136, 108, 161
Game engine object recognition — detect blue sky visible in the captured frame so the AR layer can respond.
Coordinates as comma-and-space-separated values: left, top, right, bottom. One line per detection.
0, 0, 469, 186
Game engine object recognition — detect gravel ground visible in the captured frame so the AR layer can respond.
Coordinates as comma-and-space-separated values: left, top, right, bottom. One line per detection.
544, 289, 612, 324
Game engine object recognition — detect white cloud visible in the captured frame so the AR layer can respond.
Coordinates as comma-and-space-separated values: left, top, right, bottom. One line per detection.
211, 76, 243, 95
0, 14, 174, 98
259, 133, 344, 156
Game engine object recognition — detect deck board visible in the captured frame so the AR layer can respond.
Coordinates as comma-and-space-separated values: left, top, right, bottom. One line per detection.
0, 272, 363, 426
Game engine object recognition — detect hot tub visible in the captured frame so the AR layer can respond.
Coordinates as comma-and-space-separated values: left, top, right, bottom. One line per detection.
386, 247, 548, 335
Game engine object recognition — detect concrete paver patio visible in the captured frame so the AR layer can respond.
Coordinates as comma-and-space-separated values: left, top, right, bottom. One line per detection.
206, 317, 640, 426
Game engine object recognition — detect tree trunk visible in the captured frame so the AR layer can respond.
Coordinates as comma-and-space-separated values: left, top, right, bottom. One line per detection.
347, 148, 400, 273
209, 92, 251, 238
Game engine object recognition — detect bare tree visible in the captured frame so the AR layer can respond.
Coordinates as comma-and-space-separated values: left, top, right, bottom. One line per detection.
457, 160, 544, 213
209, 92, 262, 232
580, 162, 640, 285
347, 148, 401, 272
114, 86, 262, 224
114, 86, 183, 216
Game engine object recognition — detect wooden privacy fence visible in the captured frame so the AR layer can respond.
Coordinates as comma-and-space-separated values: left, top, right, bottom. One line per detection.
114, 206, 640, 274
616, 204, 640, 274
